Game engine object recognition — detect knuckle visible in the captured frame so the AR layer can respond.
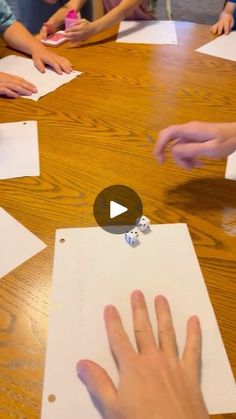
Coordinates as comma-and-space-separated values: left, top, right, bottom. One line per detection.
158, 323, 173, 337
189, 344, 200, 358
207, 142, 219, 157
113, 329, 128, 344
134, 325, 153, 335
186, 120, 199, 129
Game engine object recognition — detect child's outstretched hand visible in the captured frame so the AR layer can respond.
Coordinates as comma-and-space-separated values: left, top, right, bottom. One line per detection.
154, 121, 236, 169
77, 291, 209, 419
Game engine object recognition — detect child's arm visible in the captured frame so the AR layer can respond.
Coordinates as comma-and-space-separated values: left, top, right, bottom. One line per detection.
39, 0, 86, 39
211, 1, 236, 35
64, 0, 147, 42
3, 21, 72, 73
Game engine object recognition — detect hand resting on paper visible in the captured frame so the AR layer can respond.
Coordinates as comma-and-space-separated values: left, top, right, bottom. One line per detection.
31, 44, 72, 74
154, 121, 236, 169
211, 0, 236, 36
211, 11, 235, 35
77, 291, 209, 419
0, 71, 37, 98
0, 20, 73, 98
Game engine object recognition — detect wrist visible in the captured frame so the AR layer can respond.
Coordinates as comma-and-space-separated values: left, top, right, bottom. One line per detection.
90, 21, 100, 35
220, 10, 233, 17
30, 39, 45, 54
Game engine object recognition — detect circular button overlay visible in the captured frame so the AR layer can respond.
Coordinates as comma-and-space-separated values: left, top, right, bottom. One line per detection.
93, 185, 143, 234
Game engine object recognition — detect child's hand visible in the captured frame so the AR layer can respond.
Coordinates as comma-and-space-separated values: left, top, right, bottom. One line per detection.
65, 19, 97, 42
0, 71, 37, 98
31, 45, 73, 74
77, 291, 209, 419
154, 121, 236, 169
211, 12, 235, 35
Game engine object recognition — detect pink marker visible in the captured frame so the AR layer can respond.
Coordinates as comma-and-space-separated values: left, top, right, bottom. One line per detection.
65, 9, 81, 30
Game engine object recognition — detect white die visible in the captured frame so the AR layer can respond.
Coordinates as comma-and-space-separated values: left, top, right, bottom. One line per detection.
125, 228, 139, 245
136, 215, 150, 232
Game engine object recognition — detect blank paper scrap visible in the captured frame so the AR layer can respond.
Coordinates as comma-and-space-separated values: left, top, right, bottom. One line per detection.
196, 32, 236, 62
0, 207, 46, 278
0, 56, 82, 100
225, 150, 236, 180
0, 121, 39, 180
41, 224, 236, 418
116, 20, 178, 44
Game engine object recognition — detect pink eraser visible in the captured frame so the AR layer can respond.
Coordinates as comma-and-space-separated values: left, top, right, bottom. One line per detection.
66, 9, 78, 19
65, 9, 80, 30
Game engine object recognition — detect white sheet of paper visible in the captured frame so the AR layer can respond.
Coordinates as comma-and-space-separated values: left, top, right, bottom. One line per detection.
0, 56, 82, 100
225, 150, 236, 179
41, 224, 236, 418
116, 20, 178, 44
0, 207, 46, 278
196, 32, 236, 62
0, 121, 39, 180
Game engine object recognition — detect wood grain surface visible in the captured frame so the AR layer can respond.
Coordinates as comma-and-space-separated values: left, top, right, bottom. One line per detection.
0, 22, 235, 418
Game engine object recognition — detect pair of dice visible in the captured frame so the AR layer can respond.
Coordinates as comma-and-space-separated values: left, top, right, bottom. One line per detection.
125, 216, 150, 245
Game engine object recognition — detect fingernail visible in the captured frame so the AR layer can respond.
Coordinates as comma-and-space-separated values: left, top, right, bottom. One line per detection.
77, 361, 87, 382
105, 305, 117, 317
132, 290, 143, 303
191, 315, 200, 325
156, 295, 167, 305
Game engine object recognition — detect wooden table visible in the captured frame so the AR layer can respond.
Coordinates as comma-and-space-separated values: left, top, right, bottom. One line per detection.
0, 22, 235, 418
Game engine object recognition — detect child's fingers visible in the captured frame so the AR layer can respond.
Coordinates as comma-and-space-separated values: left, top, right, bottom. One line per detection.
65, 19, 86, 33
182, 316, 202, 384
40, 24, 49, 40
211, 23, 218, 34
131, 290, 157, 355
104, 305, 135, 370
154, 295, 178, 358
0, 86, 19, 98
217, 22, 224, 35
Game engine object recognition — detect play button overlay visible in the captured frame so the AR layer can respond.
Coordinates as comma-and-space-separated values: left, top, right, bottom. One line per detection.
93, 185, 143, 234
110, 201, 128, 219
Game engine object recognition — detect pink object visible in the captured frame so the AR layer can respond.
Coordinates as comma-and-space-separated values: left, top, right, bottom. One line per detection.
66, 9, 78, 19
41, 30, 67, 46
65, 9, 80, 30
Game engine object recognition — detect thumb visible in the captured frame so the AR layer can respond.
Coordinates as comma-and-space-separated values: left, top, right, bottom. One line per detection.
77, 360, 118, 416
40, 25, 48, 40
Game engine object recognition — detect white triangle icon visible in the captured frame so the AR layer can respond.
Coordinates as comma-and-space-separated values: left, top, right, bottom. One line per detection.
110, 201, 128, 219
